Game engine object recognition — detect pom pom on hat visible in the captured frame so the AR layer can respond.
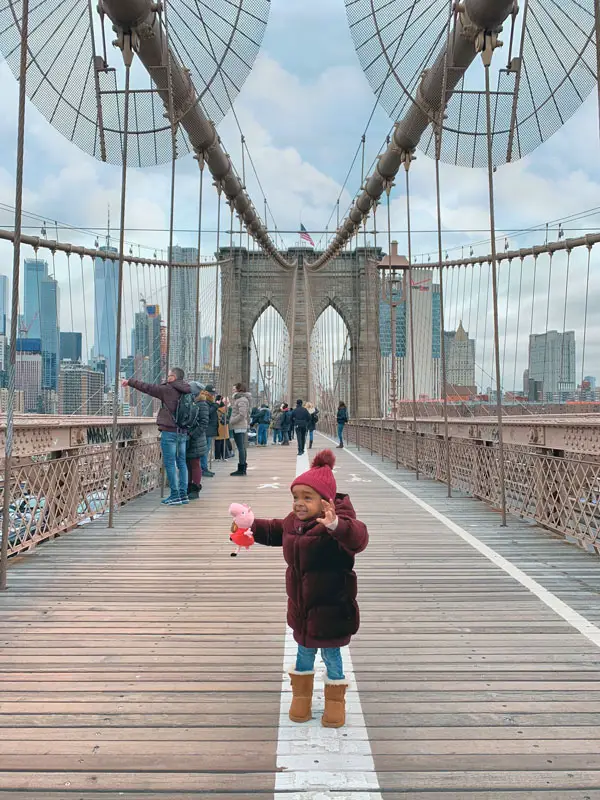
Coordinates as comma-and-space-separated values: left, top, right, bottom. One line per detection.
291, 449, 337, 500
310, 450, 336, 470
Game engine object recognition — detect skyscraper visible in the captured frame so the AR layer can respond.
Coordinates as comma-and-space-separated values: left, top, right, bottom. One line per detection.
23, 259, 60, 391
131, 303, 163, 416
23, 258, 47, 337
528, 330, 576, 401
403, 270, 435, 400
94, 247, 118, 387
0, 274, 8, 335
60, 331, 82, 363
444, 321, 476, 395
59, 361, 105, 415
40, 276, 59, 390
201, 335, 214, 370
15, 338, 42, 411
169, 246, 199, 376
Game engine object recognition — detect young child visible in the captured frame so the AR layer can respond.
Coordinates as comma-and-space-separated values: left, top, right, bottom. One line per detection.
251, 450, 368, 728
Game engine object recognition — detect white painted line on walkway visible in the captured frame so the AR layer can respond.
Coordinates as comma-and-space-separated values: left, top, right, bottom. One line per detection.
274, 449, 382, 799
323, 434, 600, 651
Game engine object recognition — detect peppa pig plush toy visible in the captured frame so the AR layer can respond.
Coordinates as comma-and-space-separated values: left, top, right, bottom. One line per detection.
229, 503, 255, 557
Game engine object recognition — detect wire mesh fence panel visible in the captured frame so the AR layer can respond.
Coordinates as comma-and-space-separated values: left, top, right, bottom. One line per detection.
2, 438, 161, 558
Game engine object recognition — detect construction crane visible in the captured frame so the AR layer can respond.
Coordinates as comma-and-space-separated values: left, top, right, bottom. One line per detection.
19, 311, 38, 338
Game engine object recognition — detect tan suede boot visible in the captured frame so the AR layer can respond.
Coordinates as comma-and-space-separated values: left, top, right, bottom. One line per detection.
322, 680, 348, 728
288, 671, 315, 723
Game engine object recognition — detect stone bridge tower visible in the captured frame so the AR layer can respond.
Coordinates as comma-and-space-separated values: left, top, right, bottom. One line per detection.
218, 245, 381, 418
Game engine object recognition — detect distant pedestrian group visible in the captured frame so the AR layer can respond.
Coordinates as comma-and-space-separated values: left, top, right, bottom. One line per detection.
122, 366, 350, 501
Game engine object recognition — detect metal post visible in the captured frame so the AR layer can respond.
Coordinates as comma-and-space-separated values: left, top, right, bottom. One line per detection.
1, 0, 29, 590
108, 48, 132, 530
483, 37, 508, 526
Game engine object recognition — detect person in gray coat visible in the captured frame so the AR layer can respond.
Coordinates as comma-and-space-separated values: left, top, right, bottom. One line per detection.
186, 381, 209, 499
229, 382, 251, 476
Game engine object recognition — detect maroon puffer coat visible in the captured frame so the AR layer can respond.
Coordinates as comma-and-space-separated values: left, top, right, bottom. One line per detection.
252, 493, 368, 648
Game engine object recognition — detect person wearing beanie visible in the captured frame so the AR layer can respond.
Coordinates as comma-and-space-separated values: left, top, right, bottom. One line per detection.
250, 450, 368, 728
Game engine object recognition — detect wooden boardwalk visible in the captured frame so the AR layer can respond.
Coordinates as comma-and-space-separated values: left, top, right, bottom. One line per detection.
2, 434, 600, 798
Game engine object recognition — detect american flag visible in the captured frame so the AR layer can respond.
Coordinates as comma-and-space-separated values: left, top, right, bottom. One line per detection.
299, 223, 315, 247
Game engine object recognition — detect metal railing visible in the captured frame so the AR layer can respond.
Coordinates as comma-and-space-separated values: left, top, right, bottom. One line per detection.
2, 418, 161, 558
345, 419, 600, 556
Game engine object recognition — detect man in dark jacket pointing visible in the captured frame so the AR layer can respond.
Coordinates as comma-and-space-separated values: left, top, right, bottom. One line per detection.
122, 367, 191, 506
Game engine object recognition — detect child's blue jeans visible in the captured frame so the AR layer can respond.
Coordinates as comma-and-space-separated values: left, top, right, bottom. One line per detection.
295, 644, 345, 680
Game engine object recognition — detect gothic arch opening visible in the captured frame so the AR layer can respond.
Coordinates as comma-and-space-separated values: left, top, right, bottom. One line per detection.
249, 303, 290, 407
310, 305, 352, 423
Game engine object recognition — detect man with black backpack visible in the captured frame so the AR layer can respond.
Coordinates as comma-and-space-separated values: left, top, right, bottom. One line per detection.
122, 367, 195, 506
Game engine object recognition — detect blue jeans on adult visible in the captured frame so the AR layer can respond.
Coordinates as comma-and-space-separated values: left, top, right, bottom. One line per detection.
273, 429, 282, 444
160, 431, 188, 497
200, 436, 213, 472
337, 422, 345, 445
309, 429, 314, 445
257, 423, 269, 445
295, 644, 345, 681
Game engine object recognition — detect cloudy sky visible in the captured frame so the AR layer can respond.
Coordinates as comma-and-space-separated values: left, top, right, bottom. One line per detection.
0, 0, 599, 391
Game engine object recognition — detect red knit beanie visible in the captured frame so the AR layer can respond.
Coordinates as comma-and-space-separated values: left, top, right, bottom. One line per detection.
291, 450, 337, 500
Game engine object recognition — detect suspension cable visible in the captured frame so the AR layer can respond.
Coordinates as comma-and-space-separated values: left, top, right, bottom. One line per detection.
193, 159, 204, 378
405, 163, 420, 478
482, 34, 507, 526
107, 44, 132, 529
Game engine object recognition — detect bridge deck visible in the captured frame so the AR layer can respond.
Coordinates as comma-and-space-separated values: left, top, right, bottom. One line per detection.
2, 435, 600, 798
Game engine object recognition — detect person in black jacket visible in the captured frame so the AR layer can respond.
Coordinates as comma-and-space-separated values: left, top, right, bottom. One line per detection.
292, 399, 311, 455
202, 384, 219, 477
280, 402, 291, 446
337, 401, 349, 449
186, 382, 209, 499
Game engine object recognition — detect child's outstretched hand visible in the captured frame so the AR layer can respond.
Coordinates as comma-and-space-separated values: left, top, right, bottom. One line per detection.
317, 499, 337, 528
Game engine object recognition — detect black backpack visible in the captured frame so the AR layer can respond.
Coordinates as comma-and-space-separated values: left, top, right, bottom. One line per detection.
171, 393, 199, 431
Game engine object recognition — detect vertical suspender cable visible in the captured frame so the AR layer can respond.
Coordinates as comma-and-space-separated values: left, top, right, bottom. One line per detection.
386, 185, 398, 469
164, 1, 177, 377
435, 3, 453, 498
435, 156, 451, 495
108, 47, 132, 530
559, 249, 571, 389
161, 0, 177, 499
213, 187, 221, 379
361, 137, 375, 455
374, 200, 384, 461
581, 244, 592, 388
541, 253, 554, 400
512, 256, 524, 396
240, 136, 246, 250
193, 160, 204, 378
1, 0, 29, 589
594, 0, 600, 142
229, 206, 235, 384
483, 37, 507, 526
405, 164, 420, 479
